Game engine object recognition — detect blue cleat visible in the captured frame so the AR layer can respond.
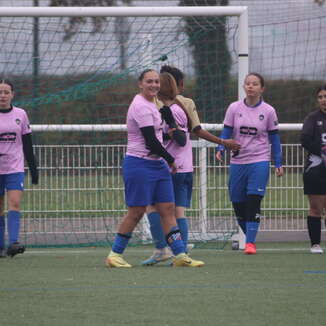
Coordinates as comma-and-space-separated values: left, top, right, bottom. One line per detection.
141, 247, 173, 266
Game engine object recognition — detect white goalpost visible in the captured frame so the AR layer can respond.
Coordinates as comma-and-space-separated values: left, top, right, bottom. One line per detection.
1, 5, 249, 96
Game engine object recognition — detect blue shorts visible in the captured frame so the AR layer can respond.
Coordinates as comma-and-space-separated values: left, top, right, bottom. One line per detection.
0, 172, 25, 196
123, 155, 174, 207
172, 172, 193, 208
228, 161, 270, 202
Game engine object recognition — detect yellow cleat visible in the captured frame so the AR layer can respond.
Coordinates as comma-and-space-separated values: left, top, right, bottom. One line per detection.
172, 253, 204, 267
105, 252, 132, 268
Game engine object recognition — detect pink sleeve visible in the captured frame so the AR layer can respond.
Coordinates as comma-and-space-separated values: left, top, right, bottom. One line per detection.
133, 104, 154, 128
172, 104, 188, 132
267, 108, 279, 131
22, 111, 32, 135
223, 104, 235, 127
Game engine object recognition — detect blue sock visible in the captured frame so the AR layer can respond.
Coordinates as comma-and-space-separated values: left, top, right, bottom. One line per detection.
0, 216, 5, 249
237, 218, 246, 234
147, 212, 167, 249
7, 211, 21, 245
112, 232, 132, 254
166, 226, 185, 256
177, 218, 188, 250
245, 221, 260, 243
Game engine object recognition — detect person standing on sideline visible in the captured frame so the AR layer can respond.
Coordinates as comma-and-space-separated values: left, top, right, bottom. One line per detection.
0, 79, 38, 258
301, 85, 326, 254
105, 69, 204, 268
142, 72, 194, 265
216, 73, 284, 254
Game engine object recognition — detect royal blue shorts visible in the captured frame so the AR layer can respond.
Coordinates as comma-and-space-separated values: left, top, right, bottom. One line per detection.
172, 172, 193, 208
123, 155, 174, 207
228, 161, 270, 202
0, 172, 25, 196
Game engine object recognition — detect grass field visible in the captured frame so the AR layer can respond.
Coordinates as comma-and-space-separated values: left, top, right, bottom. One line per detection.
1, 243, 325, 326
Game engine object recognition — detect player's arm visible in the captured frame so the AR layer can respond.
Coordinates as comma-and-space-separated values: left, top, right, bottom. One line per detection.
193, 126, 240, 150
268, 130, 282, 168
140, 126, 175, 164
160, 105, 186, 146
300, 116, 321, 155
215, 125, 234, 152
22, 133, 38, 185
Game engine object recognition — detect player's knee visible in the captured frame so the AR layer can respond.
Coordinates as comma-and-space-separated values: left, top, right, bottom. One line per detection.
309, 207, 323, 217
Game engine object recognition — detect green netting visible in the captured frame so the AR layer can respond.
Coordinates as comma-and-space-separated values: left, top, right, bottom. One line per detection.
0, 4, 324, 248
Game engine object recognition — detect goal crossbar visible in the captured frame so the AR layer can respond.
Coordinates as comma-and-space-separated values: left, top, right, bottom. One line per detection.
0, 6, 247, 17
0, 6, 248, 99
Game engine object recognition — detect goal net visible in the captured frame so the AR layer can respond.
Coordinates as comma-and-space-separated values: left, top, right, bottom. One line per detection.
0, 5, 249, 248
2, 1, 325, 248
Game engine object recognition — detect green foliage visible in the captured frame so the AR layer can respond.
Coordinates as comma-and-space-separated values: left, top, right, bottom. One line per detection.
12, 71, 320, 145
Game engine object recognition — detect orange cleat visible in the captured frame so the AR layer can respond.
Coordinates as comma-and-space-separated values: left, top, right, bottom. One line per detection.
244, 243, 256, 255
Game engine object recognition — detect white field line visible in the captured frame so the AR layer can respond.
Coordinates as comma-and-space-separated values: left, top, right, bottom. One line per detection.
24, 247, 315, 255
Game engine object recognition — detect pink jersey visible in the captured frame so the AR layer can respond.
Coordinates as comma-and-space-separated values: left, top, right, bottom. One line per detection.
126, 94, 163, 160
223, 100, 279, 164
163, 103, 193, 173
0, 106, 32, 174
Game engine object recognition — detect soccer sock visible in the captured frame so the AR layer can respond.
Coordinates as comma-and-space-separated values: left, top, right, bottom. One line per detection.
111, 232, 132, 254
245, 221, 260, 244
147, 212, 167, 249
245, 195, 262, 244
307, 216, 321, 246
177, 217, 188, 250
166, 226, 185, 256
0, 216, 5, 249
7, 210, 21, 245
232, 202, 246, 234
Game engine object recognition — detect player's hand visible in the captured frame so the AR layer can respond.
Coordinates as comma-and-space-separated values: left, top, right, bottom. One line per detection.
222, 139, 241, 151
275, 167, 284, 177
215, 151, 223, 162
169, 162, 177, 174
167, 127, 176, 139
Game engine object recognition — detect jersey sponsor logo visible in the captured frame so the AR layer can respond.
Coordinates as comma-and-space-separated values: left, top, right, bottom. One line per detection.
0, 132, 16, 142
239, 126, 258, 136
257, 188, 264, 192
259, 114, 264, 120
15, 118, 21, 125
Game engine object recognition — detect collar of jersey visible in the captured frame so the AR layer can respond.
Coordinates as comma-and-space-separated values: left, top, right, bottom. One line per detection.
0, 105, 13, 113
244, 98, 262, 108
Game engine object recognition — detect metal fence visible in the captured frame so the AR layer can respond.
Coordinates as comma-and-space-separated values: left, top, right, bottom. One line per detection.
18, 137, 315, 246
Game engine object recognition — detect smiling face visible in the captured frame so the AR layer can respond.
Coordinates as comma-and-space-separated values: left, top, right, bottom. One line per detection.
0, 83, 14, 109
243, 74, 265, 100
138, 70, 160, 102
317, 89, 326, 114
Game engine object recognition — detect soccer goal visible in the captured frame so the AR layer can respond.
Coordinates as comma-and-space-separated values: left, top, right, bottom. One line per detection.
1, 5, 249, 248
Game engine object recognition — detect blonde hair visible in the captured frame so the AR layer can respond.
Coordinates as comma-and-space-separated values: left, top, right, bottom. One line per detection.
158, 72, 178, 101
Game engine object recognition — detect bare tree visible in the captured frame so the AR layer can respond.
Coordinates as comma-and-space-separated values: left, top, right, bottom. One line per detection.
50, 0, 132, 41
